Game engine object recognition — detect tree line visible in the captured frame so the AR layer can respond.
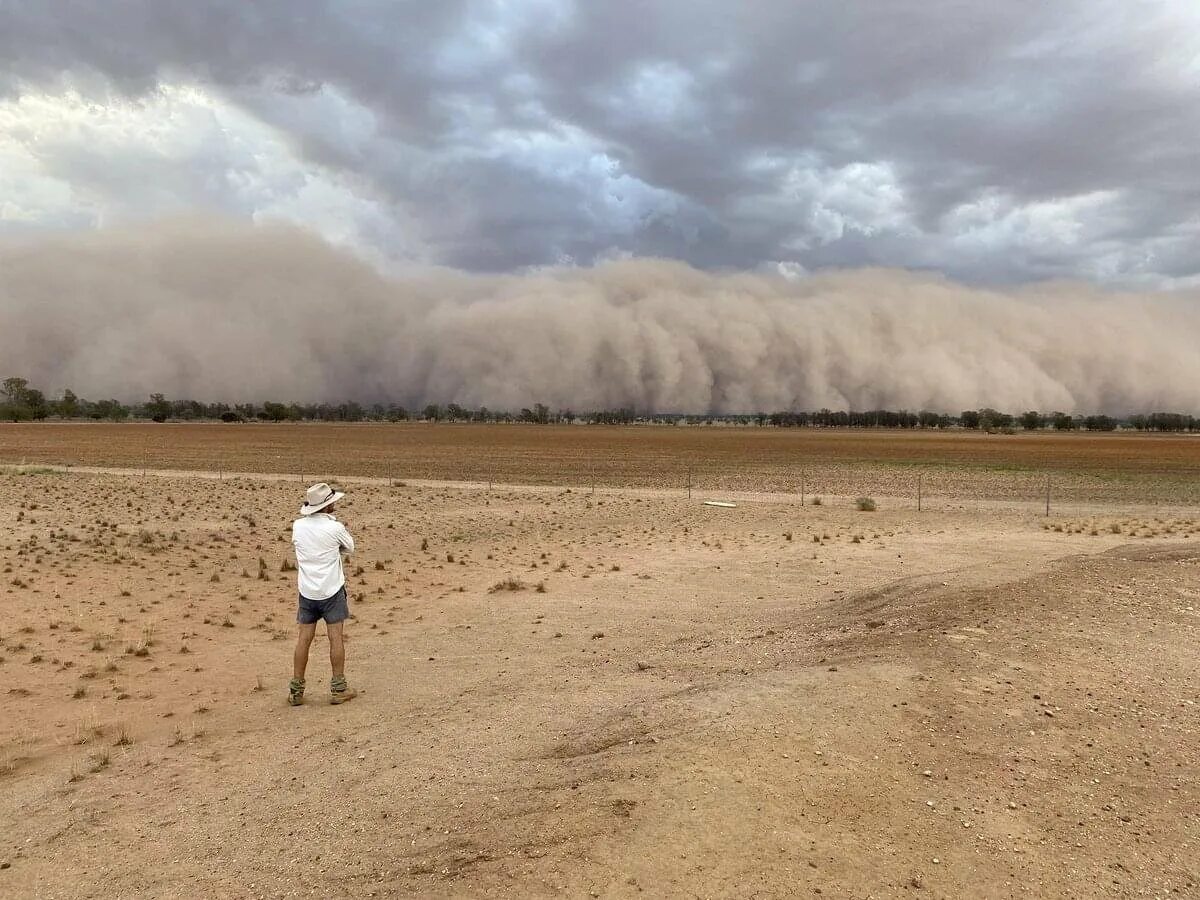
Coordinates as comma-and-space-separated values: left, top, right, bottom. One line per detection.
2, 377, 1198, 431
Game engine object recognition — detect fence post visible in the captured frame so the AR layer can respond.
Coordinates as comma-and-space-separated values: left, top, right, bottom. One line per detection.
801, 470, 806, 506
1045, 474, 1051, 516
687, 465, 692, 499
917, 472, 922, 512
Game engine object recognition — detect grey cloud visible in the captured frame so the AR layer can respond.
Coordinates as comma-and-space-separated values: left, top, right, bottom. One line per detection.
1, 1, 1199, 281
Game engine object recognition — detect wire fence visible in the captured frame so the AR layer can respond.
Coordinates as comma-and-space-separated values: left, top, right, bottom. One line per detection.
10, 453, 1200, 514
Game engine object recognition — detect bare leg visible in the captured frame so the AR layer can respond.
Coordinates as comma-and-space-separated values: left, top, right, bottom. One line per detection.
327, 621, 346, 678
293, 623, 317, 680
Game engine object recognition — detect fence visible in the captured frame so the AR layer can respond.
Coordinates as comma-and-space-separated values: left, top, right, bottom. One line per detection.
11, 455, 1199, 515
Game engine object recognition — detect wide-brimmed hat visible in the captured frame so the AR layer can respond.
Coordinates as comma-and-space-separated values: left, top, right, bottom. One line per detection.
300, 482, 345, 515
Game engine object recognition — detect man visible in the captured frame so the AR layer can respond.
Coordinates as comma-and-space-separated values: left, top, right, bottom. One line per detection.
288, 482, 357, 706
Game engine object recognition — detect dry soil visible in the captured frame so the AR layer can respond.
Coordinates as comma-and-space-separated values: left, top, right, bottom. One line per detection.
0, 438, 1196, 898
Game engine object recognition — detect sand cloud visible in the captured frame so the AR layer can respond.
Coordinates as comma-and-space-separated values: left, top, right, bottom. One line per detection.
1, 220, 1196, 414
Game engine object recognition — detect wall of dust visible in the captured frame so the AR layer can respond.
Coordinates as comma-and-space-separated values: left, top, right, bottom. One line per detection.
1, 219, 1197, 414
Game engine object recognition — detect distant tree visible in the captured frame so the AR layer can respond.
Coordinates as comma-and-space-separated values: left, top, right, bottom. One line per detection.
92, 399, 130, 421
1128, 414, 1148, 431
423, 404, 442, 422
1083, 415, 1117, 432
2, 376, 28, 404
1147, 412, 1188, 432
1050, 412, 1074, 431
1019, 411, 1043, 431
959, 410, 981, 429
445, 403, 468, 422
220, 410, 243, 423
977, 408, 1012, 431
386, 404, 409, 422
53, 388, 80, 419
171, 399, 205, 420
25, 389, 47, 420
146, 392, 171, 422
1, 377, 35, 421
335, 402, 365, 421
260, 402, 290, 422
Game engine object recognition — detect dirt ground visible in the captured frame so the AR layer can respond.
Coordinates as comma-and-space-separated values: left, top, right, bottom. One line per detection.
0, 459, 1197, 898
3, 422, 1200, 503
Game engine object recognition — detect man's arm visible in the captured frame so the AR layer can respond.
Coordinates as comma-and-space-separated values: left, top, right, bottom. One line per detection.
336, 523, 355, 554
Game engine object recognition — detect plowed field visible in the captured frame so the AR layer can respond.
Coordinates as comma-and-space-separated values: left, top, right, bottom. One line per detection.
3, 422, 1200, 503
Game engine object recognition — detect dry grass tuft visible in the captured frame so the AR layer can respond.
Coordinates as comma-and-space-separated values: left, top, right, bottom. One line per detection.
490, 577, 528, 593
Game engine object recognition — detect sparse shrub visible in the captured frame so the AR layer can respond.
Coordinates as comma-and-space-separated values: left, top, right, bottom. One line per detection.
811, 496, 822, 506
854, 497, 877, 512
489, 578, 527, 593
89, 750, 110, 772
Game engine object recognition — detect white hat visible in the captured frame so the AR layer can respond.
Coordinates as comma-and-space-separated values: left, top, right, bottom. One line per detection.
300, 482, 345, 515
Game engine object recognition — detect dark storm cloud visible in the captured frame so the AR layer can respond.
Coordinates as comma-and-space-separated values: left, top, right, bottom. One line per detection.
1, 0, 1199, 281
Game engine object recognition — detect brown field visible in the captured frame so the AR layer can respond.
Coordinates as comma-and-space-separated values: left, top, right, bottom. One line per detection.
1, 429, 1197, 898
4, 422, 1200, 503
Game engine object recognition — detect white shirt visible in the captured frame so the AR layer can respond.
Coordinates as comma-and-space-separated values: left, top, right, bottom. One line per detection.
291, 513, 355, 600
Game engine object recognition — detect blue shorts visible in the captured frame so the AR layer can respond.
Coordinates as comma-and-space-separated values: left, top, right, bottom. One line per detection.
297, 585, 349, 625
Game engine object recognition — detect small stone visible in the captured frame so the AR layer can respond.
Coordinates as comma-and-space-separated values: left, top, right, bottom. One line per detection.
636, 661, 649, 671
922, 770, 933, 777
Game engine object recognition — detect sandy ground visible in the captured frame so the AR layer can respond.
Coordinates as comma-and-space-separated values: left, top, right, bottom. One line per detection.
0, 467, 1197, 899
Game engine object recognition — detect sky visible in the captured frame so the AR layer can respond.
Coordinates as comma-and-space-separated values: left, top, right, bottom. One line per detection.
3, 0, 1200, 286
